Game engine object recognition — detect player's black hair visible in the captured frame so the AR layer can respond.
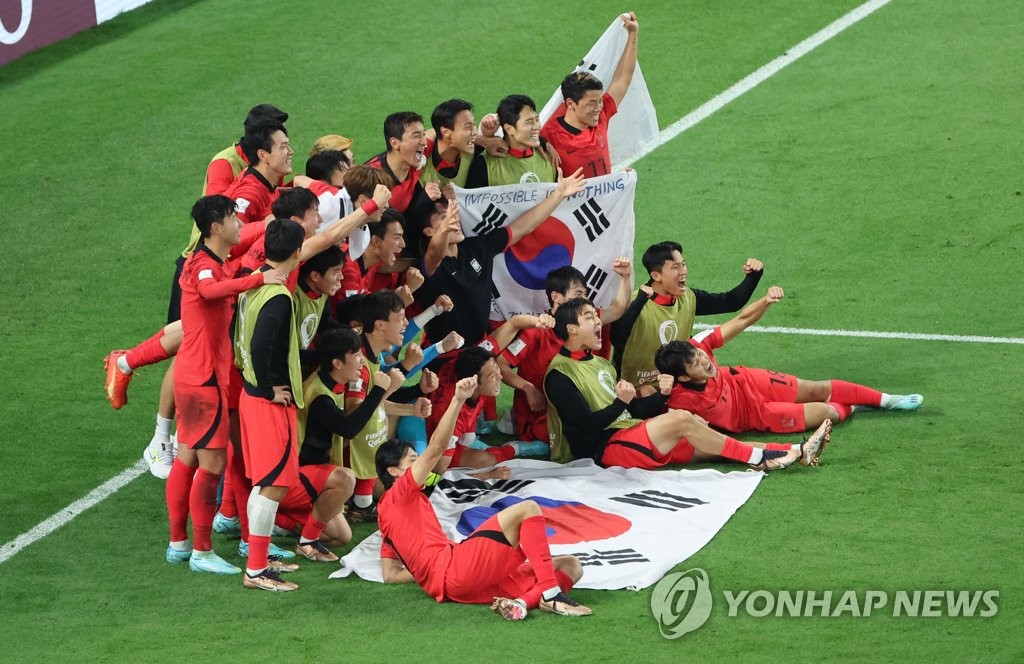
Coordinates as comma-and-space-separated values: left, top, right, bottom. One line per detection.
240, 120, 288, 164
263, 219, 305, 262
272, 186, 318, 221
316, 326, 362, 367
305, 149, 351, 182
560, 71, 604, 104
545, 265, 587, 308
334, 293, 365, 330
191, 194, 237, 239
242, 103, 288, 136
299, 245, 344, 283
431, 98, 474, 135
356, 289, 405, 333
497, 94, 538, 131
553, 297, 595, 340
376, 439, 416, 490
642, 241, 684, 276
383, 111, 424, 152
654, 340, 699, 378
454, 345, 495, 380
368, 208, 405, 240
344, 165, 395, 202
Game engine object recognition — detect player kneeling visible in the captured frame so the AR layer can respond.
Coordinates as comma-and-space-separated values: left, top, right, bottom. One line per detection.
375, 376, 592, 619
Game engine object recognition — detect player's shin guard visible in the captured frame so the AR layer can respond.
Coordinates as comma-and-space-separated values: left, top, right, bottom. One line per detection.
125, 329, 172, 370
829, 380, 882, 407
518, 515, 559, 594
165, 458, 195, 543
189, 467, 221, 552
246, 489, 279, 574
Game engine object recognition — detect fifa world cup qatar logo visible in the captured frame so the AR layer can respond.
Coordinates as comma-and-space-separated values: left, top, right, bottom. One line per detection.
650, 567, 713, 639
0, 1, 32, 45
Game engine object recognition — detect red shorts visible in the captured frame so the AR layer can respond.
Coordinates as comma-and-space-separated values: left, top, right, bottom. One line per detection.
173, 384, 229, 450
227, 367, 243, 410
443, 515, 533, 604
736, 367, 798, 401
734, 368, 804, 432
601, 421, 695, 470
442, 443, 465, 467
238, 391, 299, 488
513, 398, 549, 443
276, 464, 336, 530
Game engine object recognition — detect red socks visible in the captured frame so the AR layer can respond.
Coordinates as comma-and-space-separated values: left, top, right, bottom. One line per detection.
300, 518, 328, 543
219, 463, 237, 518
764, 442, 793, 451
518, 515, 558, 591
165, 458, 194, 542
491, 445, 517, 463
125, 329, 171, 370
189, 467, 221, 551
720, 437, 757, 464
828, 402, 853, 421
829, 380, 882, 407
227, 445, 251, 541
247, 535, 271, 572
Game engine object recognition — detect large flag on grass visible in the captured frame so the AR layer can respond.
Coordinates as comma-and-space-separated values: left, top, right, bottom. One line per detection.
538, 15, 660, 169
455, 170, 636, 319
330, 459, 762, 590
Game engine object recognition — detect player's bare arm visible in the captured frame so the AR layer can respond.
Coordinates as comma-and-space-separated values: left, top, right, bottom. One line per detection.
719, 286, 784, 344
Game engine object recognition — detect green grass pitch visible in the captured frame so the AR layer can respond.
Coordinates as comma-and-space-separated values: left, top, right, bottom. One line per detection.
1, 0, 1021, 660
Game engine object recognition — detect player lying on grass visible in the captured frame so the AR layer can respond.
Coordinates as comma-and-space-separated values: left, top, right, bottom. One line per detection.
653, 286, 923, 434
545, 298, 831, 471
375, 375, 592, 619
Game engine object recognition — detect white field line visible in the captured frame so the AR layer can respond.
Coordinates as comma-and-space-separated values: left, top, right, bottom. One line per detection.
615, 0, 895, 170
692, 323, 1024, 345
0, 0, 909, 565
0, 460, 148, 564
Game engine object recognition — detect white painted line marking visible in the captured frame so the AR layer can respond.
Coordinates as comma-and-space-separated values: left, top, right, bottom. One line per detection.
693, 323, 1024, 345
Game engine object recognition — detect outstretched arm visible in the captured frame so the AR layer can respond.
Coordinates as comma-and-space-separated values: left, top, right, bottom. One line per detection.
606, 12, 639, 106
600, 256, 633, 323
299, 184, 392, 260
506, 169, 586, 245
718, 286, 783, 344
409, 376, 477, 487
693, 258, 764, 315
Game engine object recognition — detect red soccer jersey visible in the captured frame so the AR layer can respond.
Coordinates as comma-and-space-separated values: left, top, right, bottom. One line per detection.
339, 255, 400, 299
205, 144, 249, 195
365, 137, 432, 213
176, 244, 264, 387
540, 92, 618, 178
238, 236, 300, 292
223, 167, 281, 224
378, 469, 454, 602
665, 326, 761, 432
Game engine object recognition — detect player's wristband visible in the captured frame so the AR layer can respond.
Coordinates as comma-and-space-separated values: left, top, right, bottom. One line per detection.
361, 200, 379, 216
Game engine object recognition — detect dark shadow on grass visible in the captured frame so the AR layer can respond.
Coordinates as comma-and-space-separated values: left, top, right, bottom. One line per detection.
0, 0, 205, 86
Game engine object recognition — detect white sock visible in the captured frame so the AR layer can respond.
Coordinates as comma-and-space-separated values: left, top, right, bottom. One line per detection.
747, 448, 764, 465
116, 354, 133, 374
541, 587, 562, 601
154, 415, 172, 442
353, 494, 373, 508
880, 393, 906, 408
169, 539, 191, 552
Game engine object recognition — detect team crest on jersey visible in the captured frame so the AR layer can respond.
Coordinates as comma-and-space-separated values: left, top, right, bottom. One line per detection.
300, 313, 318, 349
520, 172, 541, 184
478, 339, 495, 353
658, 320, 680, 345
470, 258, 482, 274
597, 369, 617, 398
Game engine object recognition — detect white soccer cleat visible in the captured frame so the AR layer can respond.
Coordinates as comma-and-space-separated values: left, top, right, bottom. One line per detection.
143, 436, 175, 480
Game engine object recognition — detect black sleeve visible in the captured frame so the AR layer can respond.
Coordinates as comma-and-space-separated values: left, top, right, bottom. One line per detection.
609, 289, 649, 359
693, 271, 762, 315
390, 384, 424, 404
627, 391, 669, 419
308, 386, 386, 440
479, 226, 511, 258
249, 294, 292, 400
464, 152, 488, 189
544, 370, 630, 434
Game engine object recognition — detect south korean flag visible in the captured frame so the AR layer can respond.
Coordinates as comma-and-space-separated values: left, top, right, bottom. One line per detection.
455, 170, 637, 319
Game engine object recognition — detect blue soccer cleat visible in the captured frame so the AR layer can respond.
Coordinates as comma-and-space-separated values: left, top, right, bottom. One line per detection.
238, 540, 297, 560
213, 512, 241, 537
166, 544, 193, 564
887, 394, 923, 411
507, 440, 550, 457
189, 550, 241, 575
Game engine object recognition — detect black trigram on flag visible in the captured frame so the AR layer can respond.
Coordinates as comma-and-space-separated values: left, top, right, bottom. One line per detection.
573, 198, 610, 242
571, 548, 650, 567
583, 264, 609, 301
608, 490, 709, 512
471, 203, 508, 235
576, 60, 599, 72
437, 478, 534, 504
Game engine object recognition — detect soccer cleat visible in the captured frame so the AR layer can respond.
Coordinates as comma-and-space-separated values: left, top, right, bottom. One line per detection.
213, 513, 242, 537
346, 503, 378, 524
165, 544, 193, 564
237, 540, 297, 560
538, 592, 593, 617
491, 597, 528, 621
752, 447, 802, 472
475, 416, 494, 435
508, 440, 550, 457
143, 436, 174, 480
189, 550, 241, 575
800, 419, 833, 467
103, 350, 133, 409
243, 569, 298, 592
295, 539, 339, 563
496, 410, 515, 435
463, 436, 492, 451
887, 394, 924, 411
268, 558, 300, 573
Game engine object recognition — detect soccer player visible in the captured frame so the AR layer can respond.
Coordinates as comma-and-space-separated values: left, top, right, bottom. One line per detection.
611, 240, 763, 393
365, 112, 429, 217
545, 298, 832, 471
414, 168, 587, 350
465, 95, 557, 188
339, 208, 412, 299
345, 290, 434, 521
304, 148, 351, 188
654, 286, 923, 434
540, 12, 638, 177
498, 260, 632, 448
224, 120, 293, 225
420, 98, 478, 189
234, 218, 308, 592
309, 133, 355, 164
375, 374, 592, 619
164, 194, 287, 575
